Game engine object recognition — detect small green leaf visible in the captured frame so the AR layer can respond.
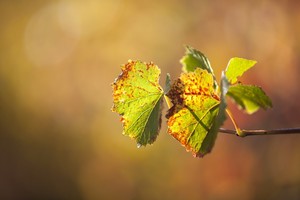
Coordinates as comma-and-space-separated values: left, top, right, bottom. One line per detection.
225, 57, 257, 84
227, 84, 272, 114
180, 46, 212, 73
199, 72, 229, 156
166, 68, 221, 157
112, 60, 164, 146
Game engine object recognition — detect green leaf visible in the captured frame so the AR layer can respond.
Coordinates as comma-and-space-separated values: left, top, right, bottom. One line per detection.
225, 57, 257, 84
112, 60, 164, 146
199, 72, 229, 156
227, 84, 272, 114
180, 46, 212, 73
166, 68, 221, 157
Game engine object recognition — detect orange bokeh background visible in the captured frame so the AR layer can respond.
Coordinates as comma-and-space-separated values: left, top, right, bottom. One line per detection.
1, 0, 300, 199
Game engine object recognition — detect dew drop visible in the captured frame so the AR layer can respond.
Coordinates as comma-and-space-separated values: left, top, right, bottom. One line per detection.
137, 143, 142, 148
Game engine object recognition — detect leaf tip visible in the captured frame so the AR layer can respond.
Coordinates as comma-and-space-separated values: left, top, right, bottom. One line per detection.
137, 143, 142, 148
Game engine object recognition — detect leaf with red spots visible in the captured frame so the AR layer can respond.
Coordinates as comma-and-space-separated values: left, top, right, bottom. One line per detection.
166, 68, 228, 157
112, 60, 164, 146
199, 72, 229, 155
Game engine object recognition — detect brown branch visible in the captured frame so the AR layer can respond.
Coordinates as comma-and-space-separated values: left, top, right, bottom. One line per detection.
219, 128, 300, 137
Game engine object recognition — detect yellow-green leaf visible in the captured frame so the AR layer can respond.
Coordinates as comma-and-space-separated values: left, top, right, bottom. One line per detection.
227, 84, 272, 114
112, 60, 164, 146
225, 57, 257, 84
166, 68, 221, 157
199, 72, 229, 156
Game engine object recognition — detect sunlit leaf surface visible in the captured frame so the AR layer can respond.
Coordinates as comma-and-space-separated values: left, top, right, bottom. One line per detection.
225, 57, 257, 84
166, 68, 222, 157
112, 60, 164, 146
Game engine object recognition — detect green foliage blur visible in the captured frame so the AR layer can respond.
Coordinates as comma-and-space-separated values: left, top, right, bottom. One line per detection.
1, 0, 300, 199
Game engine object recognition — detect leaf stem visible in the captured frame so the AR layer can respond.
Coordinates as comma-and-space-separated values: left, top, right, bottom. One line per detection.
225, 109, 243, 136
219, 127, 300, 137
164, 95, 172, 109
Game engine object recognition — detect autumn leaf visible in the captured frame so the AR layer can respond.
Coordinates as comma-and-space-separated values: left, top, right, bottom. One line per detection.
199, 72, 229, 155
166, 68, 226, 157
112, 60, 164, 146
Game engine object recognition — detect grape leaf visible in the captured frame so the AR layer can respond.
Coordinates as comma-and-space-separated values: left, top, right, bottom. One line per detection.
166, 68, 221, 157
225, 57, 257, 84
199, 72, 229, 156
112, 60, 164, 146
227, 84, 272, 114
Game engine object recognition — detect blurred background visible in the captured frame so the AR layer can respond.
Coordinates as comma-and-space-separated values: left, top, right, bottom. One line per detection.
1, 0, 300, 199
